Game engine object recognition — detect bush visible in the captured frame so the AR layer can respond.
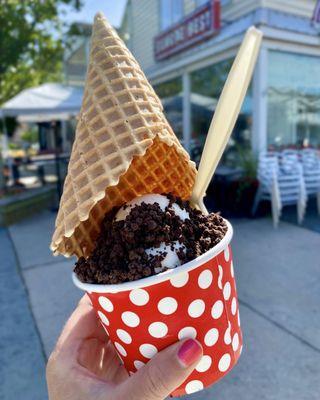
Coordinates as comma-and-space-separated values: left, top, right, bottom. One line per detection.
21, 128, 38, 144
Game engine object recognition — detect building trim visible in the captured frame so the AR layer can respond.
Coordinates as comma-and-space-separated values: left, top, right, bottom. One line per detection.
252, 45, 268, 154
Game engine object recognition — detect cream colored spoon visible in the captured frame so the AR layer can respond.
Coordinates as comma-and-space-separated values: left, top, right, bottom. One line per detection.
191, 26, 263, 213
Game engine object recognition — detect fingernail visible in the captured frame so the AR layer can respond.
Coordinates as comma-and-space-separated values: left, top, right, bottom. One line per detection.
177, 339, 202, 367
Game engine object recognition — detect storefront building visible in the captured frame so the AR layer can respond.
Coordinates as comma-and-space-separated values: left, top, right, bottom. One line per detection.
119, 0, 320, 163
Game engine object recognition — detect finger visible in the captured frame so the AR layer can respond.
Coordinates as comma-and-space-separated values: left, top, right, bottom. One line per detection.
118, 339, 203, 400
54, 295, 108, 358
78, 338, 128, 383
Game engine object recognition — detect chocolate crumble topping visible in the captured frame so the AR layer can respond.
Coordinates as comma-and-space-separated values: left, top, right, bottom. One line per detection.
74, 194, 227, 284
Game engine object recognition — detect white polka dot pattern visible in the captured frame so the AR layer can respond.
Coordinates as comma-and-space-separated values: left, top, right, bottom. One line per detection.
224, 246, 230, 262
230, 261, 234, 277
170, 272, 189, 288
148, 322, 168, 338
97, 311, 109, 326
98, 296, 114, 312
231, 297, 237, 315
198, 269, 213, 289
157, 297, 178, 315
129, 289, 149, 306
134, 360, 145, 370
114, 342, 127, 357
185, 380, 204, 394
121, 311, 140, 327
218, 353, 231, 372
178, 327, 197, 340
223, 282, 231, 300
188, 299, 205, 318
232, 333, 239, 351
211, 300, 224, 319
196, 355, 212, 372
117, 329, 132, 344
224, 324, 231, 345
139, 344, 158, 358
204, 328, 219, 347
218, 265, 223, 289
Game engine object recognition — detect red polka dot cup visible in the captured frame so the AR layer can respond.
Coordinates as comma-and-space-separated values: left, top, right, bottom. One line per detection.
73, 220, 242, 397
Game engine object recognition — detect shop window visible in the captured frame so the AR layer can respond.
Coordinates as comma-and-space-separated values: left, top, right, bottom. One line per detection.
160, 0, 183, 30
190, 59, 252, 164
154, 77, 183, 139
267, 51, 320, 149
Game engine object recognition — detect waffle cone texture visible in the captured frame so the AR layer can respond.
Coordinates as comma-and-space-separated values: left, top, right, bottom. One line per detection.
50, 12, 197, 258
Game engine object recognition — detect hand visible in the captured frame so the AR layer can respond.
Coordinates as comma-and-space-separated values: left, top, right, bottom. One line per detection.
47, 295, 203, 400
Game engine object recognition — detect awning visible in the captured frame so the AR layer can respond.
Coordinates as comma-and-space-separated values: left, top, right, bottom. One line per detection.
0, 82, 83, 121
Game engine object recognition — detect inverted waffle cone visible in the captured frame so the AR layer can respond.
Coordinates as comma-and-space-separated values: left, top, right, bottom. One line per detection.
51, 12, 197, 258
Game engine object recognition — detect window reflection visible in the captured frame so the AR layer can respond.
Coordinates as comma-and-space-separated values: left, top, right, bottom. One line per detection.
160, 0, 183, 30
154, 77, 183, 139
190, 59, 252, 164
267, 51, 320, 148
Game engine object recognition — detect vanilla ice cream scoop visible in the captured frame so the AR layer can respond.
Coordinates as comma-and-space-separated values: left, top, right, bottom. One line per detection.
115, 194, 189, 222
146, 241, 186, 273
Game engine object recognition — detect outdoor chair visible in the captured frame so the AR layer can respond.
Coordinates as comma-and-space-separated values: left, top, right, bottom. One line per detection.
301, 148, 320, 214
252, 153, 281, 227
252, 151, 307, 227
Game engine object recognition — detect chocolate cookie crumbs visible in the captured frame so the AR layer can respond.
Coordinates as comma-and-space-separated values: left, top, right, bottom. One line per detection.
74, 194, 227, 284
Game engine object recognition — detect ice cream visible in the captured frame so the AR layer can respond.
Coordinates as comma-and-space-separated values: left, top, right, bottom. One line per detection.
74, 194, 227, 284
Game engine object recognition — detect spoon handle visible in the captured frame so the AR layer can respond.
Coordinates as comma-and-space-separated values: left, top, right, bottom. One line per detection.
191, 27, 263, 213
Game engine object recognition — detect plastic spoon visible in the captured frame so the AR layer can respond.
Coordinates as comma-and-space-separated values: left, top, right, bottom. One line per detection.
191, 26, 263, 213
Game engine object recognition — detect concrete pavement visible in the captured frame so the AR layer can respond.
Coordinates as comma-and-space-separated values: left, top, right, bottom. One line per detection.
2, 211, 320, 399
0, 228, 47, 400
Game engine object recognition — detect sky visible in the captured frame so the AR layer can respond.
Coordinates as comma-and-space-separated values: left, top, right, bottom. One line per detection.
61, 0, 127, 27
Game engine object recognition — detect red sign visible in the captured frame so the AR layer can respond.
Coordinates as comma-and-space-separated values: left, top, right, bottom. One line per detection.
154, 0, 221, 61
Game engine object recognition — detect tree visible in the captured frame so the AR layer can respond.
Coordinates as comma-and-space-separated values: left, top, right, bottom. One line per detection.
0, 0, 83, 106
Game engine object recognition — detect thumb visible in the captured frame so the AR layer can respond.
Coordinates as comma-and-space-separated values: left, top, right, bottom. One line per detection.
119, 339, 203, 400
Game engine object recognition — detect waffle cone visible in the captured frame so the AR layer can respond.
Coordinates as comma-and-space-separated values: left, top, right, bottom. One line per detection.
50, 12, 196, 258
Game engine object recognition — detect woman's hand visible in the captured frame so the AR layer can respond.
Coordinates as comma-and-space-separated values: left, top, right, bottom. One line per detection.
47, 295, 203, 400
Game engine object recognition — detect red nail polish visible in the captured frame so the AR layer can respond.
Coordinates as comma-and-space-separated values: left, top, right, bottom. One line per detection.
177, 339, 202, 367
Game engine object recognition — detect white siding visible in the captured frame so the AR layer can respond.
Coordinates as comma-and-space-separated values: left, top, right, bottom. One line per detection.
184, 0, 196, 15
130, 0, 160, 70
262, 0, 315, 18
223, 0, 263, 21
223, 0, 315, 20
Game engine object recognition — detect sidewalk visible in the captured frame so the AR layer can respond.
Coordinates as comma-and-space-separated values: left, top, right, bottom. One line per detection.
2, 210, 320, 399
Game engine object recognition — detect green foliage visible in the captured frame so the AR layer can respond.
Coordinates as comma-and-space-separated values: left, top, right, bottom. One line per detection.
8, 142, 20, 150
0, 0, 83, 105
154, 77, 183, 98
234, 144, 257, 179
21, 127, 38, 144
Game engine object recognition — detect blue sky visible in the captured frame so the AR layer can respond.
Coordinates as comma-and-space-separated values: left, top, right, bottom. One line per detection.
62, 0, 127, 27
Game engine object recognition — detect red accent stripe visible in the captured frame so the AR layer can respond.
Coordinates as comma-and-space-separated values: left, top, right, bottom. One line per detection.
213, 0, 221, 30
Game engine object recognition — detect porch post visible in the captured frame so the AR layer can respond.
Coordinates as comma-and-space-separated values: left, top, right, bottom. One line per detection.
252, 46, 268, 155
182, 71, 191, 153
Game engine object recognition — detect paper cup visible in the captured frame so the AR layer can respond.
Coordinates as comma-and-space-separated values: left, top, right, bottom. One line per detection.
73, 220, 242, 397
